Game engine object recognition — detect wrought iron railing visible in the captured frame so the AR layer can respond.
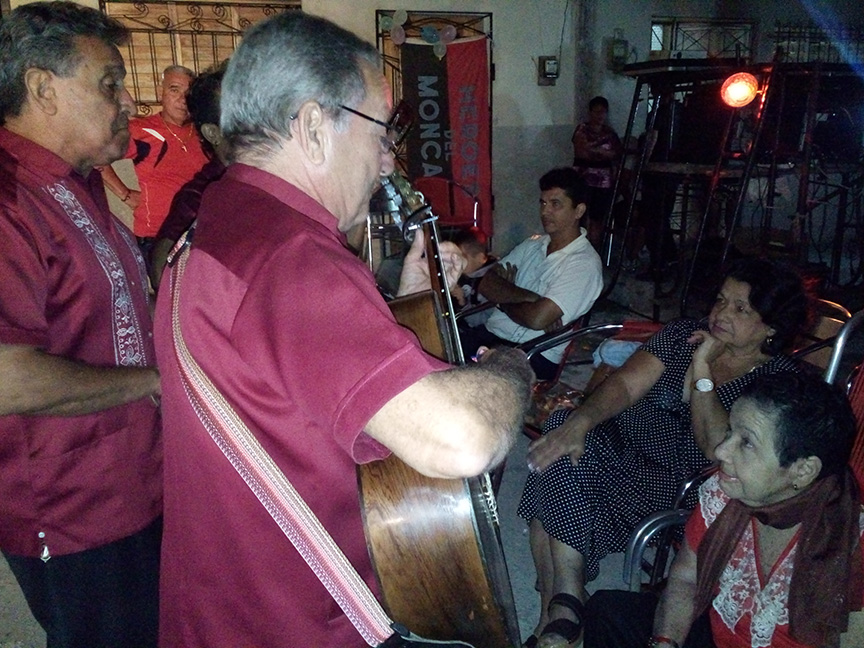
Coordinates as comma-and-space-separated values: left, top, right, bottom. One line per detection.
773, 23, 864, 65
100, 0, 300, 113
650, 18, 754, 60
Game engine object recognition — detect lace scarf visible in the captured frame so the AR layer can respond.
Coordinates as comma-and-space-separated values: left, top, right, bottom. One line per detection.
694, 471, 863, 646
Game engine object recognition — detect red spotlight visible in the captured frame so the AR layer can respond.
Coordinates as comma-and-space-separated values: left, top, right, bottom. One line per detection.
720, 72, 759, 108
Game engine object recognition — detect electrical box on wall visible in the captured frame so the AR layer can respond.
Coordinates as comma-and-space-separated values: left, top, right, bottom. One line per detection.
538, 56, 558, 86
606, 29, 629, 72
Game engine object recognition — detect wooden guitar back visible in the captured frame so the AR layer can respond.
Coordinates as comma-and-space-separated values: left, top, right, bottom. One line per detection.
356, 290, 520, 647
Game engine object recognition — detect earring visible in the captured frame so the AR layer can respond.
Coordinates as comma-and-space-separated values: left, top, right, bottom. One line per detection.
792, 483, 799, 491
766, 336, 774, 346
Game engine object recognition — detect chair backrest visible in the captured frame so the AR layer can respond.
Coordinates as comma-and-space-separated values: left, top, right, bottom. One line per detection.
413, 176, 481, 229
792, 298, 852, 373
822, 309, 864, 497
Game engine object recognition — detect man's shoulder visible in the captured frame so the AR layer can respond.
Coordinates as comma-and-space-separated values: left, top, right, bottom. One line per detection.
514, 233, 549, 252
559, 234, 601, 263
129, 114, 165, 137
0, 145, 18, 203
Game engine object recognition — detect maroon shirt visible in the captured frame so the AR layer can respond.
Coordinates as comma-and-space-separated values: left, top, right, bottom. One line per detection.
0, 127, 162, 557
155, 164, 445, 647
156, 156, 226, 241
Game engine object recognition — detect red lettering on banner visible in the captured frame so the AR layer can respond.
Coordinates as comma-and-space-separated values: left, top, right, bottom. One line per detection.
461, 124, 479, 139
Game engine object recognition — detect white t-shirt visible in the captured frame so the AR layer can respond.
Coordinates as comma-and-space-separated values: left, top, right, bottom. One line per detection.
484, 229, 602, 364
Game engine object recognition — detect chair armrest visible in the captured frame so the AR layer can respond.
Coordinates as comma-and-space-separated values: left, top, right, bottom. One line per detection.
671, 464, 719, 510
454, 300, 497, 322
623, 509, 692, 592
825, 310, 864, 385
519, 323, 623, 361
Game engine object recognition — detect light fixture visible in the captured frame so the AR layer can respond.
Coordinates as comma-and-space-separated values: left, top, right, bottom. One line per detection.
720, 72, 759, 108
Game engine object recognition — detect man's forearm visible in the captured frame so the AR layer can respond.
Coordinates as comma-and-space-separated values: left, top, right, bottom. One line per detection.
498, 300, 559, 330
478, 270, 539, 304
458, 347, 535, 468
0, 345, 160, 416
365, 347, 533, 479
99, 164, 131, 200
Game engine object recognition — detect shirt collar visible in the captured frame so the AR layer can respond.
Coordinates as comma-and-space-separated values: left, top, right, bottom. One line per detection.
0, 127, 81, 180
225, 163, 347, 243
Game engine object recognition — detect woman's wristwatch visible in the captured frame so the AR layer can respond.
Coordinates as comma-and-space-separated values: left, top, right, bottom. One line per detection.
648, 636, 681, 648
693, 377, 715, 393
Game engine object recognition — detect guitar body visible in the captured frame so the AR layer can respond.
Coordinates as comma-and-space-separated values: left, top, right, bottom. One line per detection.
357, 290, 520, 648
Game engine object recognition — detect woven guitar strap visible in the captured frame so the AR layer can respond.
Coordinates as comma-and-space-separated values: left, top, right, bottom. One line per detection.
167, 238, 394, 646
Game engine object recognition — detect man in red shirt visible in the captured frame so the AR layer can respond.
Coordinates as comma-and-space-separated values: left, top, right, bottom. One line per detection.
0, 3, 162, 647
101, 64, 207, 263
154, 11, 533, 647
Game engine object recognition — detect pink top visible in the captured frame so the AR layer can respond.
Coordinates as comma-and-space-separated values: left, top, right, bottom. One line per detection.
155, 164, 446, 647
0, 127, 161, 557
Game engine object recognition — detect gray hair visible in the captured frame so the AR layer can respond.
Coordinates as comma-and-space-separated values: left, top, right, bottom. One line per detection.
0, 1, 129, 123
162, 64, 195, 81
221, 11, 380, 164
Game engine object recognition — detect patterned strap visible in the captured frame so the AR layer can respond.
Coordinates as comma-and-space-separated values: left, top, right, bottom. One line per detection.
168, 243, 394, 646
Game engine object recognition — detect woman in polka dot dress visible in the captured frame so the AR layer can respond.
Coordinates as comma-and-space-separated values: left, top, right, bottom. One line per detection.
517, 258, 812, 648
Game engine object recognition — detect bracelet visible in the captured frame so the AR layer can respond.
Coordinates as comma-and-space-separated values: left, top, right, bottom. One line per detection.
121, 190, 131, 202
648, 636, 680, 648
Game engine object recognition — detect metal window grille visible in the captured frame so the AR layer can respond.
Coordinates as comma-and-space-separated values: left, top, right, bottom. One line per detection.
650, 18, 754, 60
100, 0, 300, 114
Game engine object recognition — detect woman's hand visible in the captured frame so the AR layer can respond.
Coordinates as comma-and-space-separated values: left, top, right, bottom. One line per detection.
687, 329, 725, 367
527, 412, 591, 472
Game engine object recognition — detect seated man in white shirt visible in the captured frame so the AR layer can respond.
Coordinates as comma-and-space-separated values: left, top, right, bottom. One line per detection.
459, 167, 603, 380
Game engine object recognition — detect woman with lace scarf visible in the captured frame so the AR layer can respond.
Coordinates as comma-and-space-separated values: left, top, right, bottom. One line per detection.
584, 372, 864, 648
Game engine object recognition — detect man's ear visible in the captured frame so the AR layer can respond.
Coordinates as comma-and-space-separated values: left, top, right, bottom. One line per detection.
200, 123, 221, 149
23, 68, 58, 116
792, 455, 822, 490
291, 100, 328, 165
573, 202, 587, 222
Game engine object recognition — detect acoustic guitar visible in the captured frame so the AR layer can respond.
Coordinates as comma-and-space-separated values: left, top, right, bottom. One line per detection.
357, 173, 520, 648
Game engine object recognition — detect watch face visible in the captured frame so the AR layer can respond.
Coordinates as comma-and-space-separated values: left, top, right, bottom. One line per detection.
695, 378, 715, 392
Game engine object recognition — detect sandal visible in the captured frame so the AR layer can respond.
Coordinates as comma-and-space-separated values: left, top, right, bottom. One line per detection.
538, 592, 585, 647
522, 635, 539, 648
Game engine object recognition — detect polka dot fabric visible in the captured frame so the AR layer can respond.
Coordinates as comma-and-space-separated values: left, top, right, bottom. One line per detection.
517, 318, 799, 581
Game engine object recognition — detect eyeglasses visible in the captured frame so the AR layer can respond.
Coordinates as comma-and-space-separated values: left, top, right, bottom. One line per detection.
289, 102, 414, 153
339, 104, 399, 153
